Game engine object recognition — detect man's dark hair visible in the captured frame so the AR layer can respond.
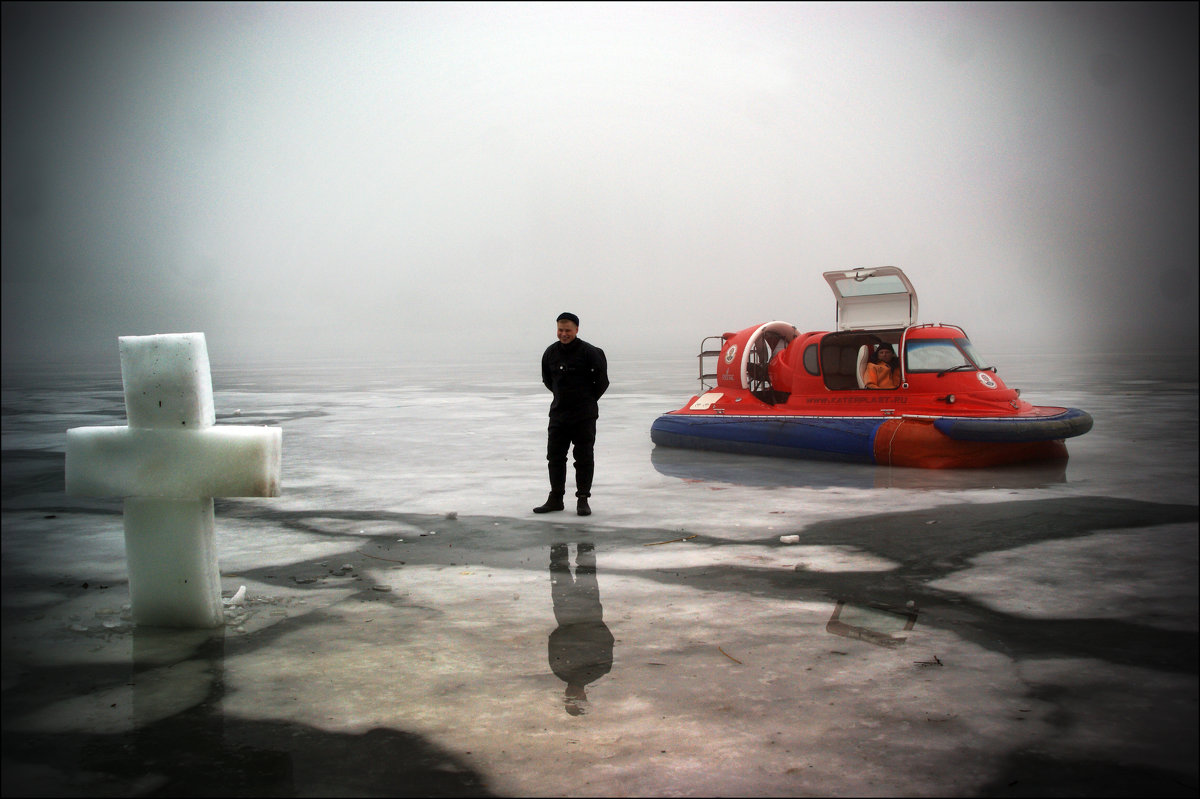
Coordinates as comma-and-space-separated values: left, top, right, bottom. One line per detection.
557, 312, 580, 326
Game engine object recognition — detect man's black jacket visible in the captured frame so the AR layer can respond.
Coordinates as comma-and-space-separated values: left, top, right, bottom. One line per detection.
541, 338, 609, 421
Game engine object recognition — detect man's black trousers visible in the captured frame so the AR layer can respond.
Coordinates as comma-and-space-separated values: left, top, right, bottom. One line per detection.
546, 416, 596, 498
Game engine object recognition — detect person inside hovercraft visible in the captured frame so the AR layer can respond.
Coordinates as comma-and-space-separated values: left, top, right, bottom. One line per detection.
863, 343, 901, 389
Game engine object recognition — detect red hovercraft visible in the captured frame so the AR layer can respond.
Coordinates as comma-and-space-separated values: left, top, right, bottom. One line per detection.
650, 267, 1093, 469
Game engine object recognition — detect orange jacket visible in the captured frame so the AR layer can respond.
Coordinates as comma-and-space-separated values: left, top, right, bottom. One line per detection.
864, 361, 901, 389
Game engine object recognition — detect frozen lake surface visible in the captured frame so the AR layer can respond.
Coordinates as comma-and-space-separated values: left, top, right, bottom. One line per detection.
2, 349, 1197, 796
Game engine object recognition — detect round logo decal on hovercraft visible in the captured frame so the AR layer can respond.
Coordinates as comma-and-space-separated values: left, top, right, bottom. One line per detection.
977, 371, 997, 389
724, 345, 738, 364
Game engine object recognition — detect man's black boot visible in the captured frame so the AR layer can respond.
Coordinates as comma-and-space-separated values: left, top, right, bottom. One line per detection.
577, 497, 591, 516
533, 493, 565, 514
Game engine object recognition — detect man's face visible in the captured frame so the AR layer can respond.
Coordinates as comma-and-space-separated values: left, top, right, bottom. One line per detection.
557, 321, 578, 344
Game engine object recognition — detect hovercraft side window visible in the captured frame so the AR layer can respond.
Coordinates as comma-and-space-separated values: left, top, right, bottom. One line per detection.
803, 344, 820, 375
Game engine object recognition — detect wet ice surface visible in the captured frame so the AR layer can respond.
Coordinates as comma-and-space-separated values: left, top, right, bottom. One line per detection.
2, 351, 1197, 796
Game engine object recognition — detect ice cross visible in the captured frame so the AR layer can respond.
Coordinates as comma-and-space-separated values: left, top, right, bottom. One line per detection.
66, 333, 282, 628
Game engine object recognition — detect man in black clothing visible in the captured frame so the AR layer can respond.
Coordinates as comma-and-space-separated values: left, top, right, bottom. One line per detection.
534, 312, 609, 516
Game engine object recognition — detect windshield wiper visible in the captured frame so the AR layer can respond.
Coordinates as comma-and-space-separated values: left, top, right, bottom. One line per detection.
936, 364, 977, 377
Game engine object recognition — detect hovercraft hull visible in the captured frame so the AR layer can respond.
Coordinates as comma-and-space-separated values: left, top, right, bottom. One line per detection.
650, 408, 1091, 469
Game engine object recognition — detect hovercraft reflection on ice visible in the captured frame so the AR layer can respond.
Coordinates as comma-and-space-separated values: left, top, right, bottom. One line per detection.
650, 267, 1093, 469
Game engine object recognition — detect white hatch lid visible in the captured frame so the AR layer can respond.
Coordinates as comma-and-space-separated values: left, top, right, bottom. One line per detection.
822, 266, 918, 331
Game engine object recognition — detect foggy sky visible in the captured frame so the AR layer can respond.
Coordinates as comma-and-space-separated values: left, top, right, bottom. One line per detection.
3, 1, 1197, 369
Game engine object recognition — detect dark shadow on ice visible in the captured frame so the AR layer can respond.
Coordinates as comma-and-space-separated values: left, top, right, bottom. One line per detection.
602, 496, 1200, 674
548, 542, 614, 716
797, 495, 1198, 580
4, 720, 493, 798
974, 750, 1196, 798
1, 626, 493, 798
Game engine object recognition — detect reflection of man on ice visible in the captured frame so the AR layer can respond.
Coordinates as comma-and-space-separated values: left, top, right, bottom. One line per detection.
548, 543, 614, 716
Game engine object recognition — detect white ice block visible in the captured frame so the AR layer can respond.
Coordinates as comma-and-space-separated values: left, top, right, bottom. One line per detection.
123, 497, 224, 627
66, 426, 282, 498
64, 331, 282, 629
119, 333, 215, 429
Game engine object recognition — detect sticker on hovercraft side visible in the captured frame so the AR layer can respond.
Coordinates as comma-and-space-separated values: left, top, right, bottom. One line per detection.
724, 345, 738, 364
977, 371, 997, 389
690, 392, 724, 410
